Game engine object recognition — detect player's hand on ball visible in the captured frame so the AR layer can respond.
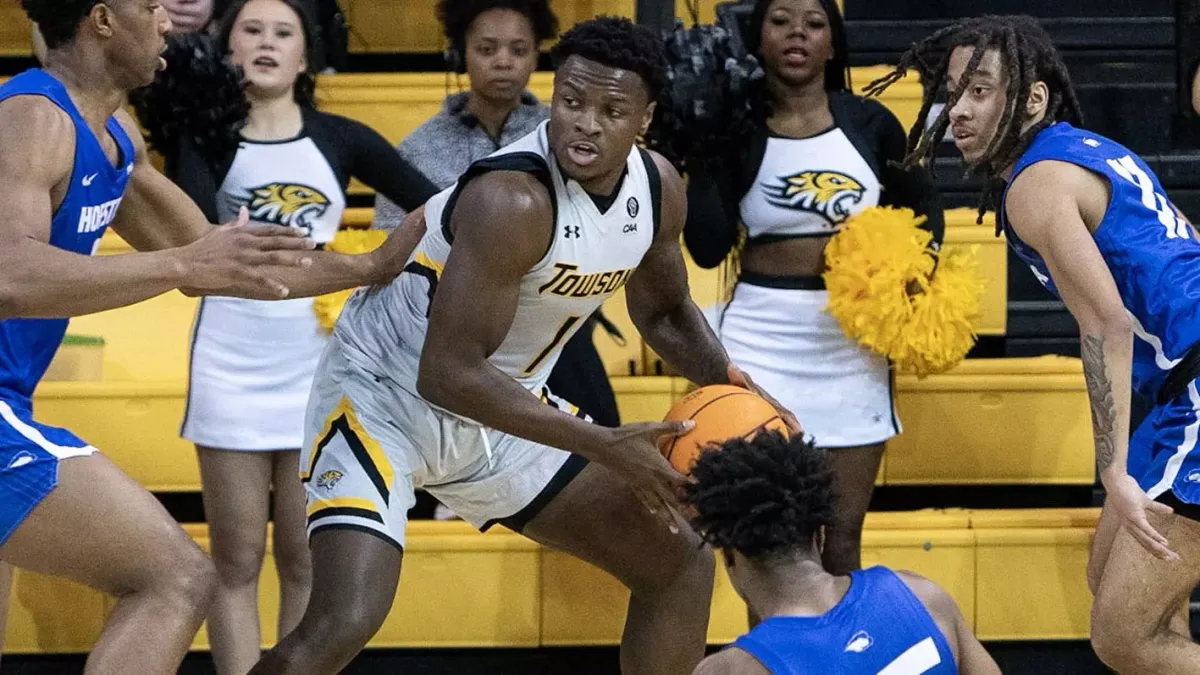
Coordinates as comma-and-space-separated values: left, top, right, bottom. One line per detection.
175, 206, 315, 299
602, 420, 694, 534
1105, 473, 1178, 561
726, 363, 803, 436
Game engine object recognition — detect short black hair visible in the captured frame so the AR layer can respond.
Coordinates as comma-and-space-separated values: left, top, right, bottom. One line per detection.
551, 16, 668, 100
682, 431, 835, 561
864, 14, 1083, 222
438, 0, 559, 48
21, 0, 99, 49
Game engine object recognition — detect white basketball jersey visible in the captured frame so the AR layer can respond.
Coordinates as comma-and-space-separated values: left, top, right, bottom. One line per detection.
738, 128, 881, 238
334, 121, 659, 397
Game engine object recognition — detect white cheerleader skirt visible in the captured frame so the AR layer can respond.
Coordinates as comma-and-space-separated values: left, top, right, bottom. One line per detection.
181, 296, 327, 451
715, 273, 900, 448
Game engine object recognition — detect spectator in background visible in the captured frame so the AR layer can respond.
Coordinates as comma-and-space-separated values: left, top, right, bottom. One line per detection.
680, 0, 943, 579
132, 1, 436, 672
373, 0, 622, 443
164, 0, 222, 34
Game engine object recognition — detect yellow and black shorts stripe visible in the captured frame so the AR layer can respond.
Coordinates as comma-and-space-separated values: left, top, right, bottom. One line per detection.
302, 396, 394, 506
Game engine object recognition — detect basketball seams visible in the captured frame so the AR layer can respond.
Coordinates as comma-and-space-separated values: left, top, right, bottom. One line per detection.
663, 390, 752, 463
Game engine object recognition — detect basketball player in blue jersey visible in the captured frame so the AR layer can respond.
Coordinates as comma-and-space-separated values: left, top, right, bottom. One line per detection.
867, 14, 1200, 674
0, 2, 425, 672
686, 432, 1000, 675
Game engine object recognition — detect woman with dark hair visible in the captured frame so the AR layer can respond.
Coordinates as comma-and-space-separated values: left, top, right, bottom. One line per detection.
133, 1, 436, 672
671, 0, 944, 577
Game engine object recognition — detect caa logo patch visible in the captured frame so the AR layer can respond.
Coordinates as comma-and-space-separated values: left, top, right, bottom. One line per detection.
844, 630, 873, 653
5, 450, 36, 470
626, 196, 639, 218
316, 470, 344, 491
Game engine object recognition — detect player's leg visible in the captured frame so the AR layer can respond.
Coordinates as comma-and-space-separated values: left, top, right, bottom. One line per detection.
822, 442, 886, 575
514, 461, 715, 675
0, 560, 10, 666
248, 529, 401, 675
250, 349, 416, 675
196, 446, 273, 675
0, 454, 215, 675
1090, 502, 1200, 674
269, 449, 312, 638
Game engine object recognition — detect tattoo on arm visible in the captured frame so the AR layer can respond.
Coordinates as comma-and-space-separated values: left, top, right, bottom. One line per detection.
1081, 334, 1117, 473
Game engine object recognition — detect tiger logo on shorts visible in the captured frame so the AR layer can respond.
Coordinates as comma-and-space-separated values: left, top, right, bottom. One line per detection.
316, 470, 344, 491
242, 183, 331, 236
762, 170, 865, 225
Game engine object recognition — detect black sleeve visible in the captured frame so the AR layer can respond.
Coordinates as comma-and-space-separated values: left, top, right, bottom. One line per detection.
869, 99, 946, 250
165, 138, 225, 225
312, 112, 440, 212
683, 169, 742, 268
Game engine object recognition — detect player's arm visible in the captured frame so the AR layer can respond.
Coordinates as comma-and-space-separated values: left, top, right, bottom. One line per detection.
0, 96, 306, 318
625, 153, 731, 386
417, 172, 689, 524
108, 109, 417, 297
895, 570, 1001, 675
691, 648, 770, 675
1006, 161, 1175, 559
627, 152, 801, 431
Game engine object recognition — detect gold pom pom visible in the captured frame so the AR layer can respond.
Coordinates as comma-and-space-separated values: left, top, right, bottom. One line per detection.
312, 229, 389, 333
823, 206, 984, 377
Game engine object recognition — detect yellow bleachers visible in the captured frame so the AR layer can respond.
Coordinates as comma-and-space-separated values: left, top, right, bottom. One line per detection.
971, 508, 1096, 641
4, 507, 1092, 653
317, 66, 922, 172
890, 356, 1094, 485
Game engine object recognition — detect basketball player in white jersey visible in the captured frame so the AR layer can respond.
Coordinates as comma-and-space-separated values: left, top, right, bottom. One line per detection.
249, 16, 799, 675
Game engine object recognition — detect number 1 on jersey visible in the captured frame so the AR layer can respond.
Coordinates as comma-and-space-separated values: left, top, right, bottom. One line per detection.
522, 315, 582, 376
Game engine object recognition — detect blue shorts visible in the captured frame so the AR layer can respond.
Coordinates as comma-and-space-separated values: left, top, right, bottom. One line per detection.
0, 398, 95, 547
1130, 379, 1200, 511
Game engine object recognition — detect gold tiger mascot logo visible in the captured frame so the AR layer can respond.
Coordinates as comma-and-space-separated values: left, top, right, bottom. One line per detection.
242, 183, 331, 235
763, 171, 865, 225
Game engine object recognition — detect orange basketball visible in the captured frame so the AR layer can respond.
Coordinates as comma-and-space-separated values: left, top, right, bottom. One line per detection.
659, 384, 790, 474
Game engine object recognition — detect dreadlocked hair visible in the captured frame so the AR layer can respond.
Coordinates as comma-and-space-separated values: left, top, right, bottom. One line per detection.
682, 431, 835, 561
863, 15, 1084, 223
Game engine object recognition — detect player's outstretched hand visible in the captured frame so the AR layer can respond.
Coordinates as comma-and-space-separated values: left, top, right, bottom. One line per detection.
726, 362, 803, 436
600, 420, 694, 534
1106, 473, 1179, 561
175, 207, 315, 299
366, 204, 427, 294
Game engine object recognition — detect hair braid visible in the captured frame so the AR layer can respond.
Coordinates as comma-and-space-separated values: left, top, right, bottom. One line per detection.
864, 15, 1083, 221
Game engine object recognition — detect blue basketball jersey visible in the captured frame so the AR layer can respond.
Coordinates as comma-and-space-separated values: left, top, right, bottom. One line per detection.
0, 69, 134, 404
999, 122, 1200, 401
733, 566, 957, 675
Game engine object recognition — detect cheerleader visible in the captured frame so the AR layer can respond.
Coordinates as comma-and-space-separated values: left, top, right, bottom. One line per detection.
134, 2, 436, 672
652, 0, 944, 578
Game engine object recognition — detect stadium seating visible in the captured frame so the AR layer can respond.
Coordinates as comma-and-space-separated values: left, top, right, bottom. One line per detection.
2, 508, 1095, 653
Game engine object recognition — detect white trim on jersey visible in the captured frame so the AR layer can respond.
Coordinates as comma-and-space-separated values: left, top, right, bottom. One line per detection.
1130, 312, 1183, 371
875, 637, 943, 675
1146, 381, 1200, 500
0, 400, 97, 460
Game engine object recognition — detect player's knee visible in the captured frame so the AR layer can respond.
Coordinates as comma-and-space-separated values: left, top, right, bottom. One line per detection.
149, 542, 218, 615
629, 536, 714, 599
211, 536, 268, 588
1090, 601, 1149, 672
302, 598, 390, 654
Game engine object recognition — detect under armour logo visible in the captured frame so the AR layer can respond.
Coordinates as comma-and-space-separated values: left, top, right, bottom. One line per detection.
564, 225, 580, 238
